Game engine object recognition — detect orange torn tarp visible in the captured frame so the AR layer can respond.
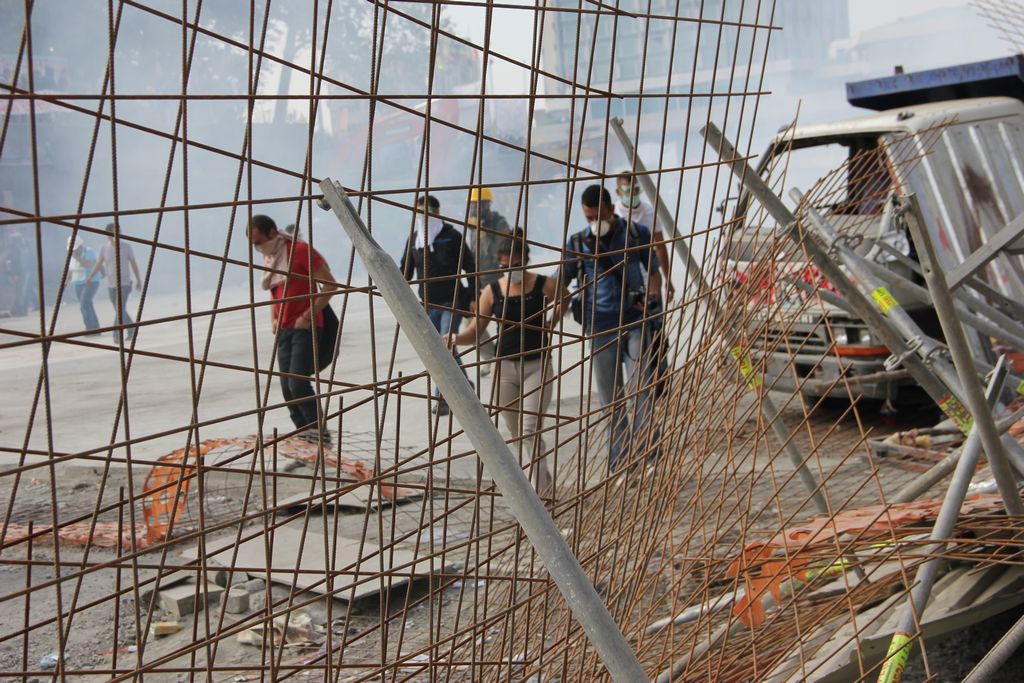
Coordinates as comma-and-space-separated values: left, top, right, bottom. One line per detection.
3, 434, 406, 551
726, 493, 1008, 628
2, 521, 149, 551
141, 438, 231, 545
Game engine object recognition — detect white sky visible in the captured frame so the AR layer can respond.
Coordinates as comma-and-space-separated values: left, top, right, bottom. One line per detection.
847, 0, 971, 34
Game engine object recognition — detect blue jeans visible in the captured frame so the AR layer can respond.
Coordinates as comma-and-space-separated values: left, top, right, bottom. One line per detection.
590, 325, 659, 469
107, 285, 134, 339
426, 303, 465, 399
74, 281, 99, 331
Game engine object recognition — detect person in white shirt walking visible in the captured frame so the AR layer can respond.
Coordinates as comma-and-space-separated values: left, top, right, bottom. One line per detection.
66, 235, 100, 333
86, 223, 142, 341
614, 171, 675, 301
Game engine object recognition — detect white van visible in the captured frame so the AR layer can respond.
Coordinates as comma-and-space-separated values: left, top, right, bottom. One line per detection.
726, 60, 1024, 402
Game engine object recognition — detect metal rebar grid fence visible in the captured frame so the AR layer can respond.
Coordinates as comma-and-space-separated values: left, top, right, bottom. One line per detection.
3, 1, 1024, 682
972, 0, 1024, 54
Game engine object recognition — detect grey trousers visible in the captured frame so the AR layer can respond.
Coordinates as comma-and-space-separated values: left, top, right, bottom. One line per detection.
492, 357, 554, 496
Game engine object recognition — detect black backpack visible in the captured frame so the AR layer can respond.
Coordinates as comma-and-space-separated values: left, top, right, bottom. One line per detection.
315, 305, 340, 371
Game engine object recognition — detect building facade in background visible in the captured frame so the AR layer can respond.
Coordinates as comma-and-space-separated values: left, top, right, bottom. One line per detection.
535, 0, 850, 166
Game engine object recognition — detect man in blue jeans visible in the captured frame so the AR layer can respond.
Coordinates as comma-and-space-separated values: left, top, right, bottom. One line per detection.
557, 184, 663, 470
400, 194, 477, 415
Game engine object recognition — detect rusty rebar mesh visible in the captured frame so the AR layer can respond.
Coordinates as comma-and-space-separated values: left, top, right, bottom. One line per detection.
972, 0, 1024, 54
1, 1, 1022, 682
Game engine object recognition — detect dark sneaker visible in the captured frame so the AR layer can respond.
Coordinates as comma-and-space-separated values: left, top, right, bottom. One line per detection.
432, 401, 450, 416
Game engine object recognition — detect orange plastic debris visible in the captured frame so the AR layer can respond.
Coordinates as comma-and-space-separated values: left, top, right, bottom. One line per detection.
727, 493, 1007, 628
141, 438, 229, 545
2, 521, 148, 551
3, 434, 413, 553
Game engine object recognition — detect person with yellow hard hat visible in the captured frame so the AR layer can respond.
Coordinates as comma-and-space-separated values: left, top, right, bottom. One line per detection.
467, 186, 512, 375
467, 187, 511, 288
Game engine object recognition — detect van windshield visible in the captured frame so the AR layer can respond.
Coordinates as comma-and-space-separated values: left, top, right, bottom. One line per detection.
734, 134, 893, 221
777, 135, 892, 214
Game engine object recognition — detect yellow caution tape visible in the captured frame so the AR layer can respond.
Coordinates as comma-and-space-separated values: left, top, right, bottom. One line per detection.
938, 395, 974, 436
730, 346, 762, 390
877, 632, 913, 683
871, 287, 898, 315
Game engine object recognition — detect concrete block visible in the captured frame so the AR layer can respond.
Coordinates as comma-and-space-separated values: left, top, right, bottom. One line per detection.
160, 582, 224, 618
242, 578, 266, 593
225, 588, 250, 614
139, 571, 191, 606
210, 568, 230, 587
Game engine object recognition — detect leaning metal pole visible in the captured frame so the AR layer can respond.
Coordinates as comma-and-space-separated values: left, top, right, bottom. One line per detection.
892, 364, 1009, 504
317, 178, 649, 682
962, 606, 1024, 682
901, 196, 1023, 514
875, 357, 1010, 683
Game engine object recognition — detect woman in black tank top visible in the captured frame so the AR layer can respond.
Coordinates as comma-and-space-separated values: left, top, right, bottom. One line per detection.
489, 274, 548, 360
448, 231, 569, 497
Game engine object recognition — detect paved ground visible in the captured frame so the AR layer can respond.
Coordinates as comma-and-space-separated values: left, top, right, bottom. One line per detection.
0, 284, 588, 479
3, 286, 1024, 680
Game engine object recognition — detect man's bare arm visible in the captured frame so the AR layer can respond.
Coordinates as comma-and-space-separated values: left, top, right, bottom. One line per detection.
652, 230, 674, 301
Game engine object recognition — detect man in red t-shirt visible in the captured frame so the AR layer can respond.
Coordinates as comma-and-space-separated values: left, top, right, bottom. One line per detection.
249, 215, 338, 443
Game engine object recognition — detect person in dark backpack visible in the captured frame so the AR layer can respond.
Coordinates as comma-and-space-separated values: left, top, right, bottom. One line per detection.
400, 194, 478, 416
556, 184, 663, 470
447, 230, 569, 496
248, 214, 338, 444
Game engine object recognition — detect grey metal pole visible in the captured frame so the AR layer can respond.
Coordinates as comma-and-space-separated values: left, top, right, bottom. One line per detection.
873, 239, 1024, 351
876, 356, 1012, 683
962, 607, 1024, 683
317, 179, 649, 682
901, 195, 1024, 516
858, 252, 1024, 353
653, 621, 736, 683
892, 360, 1008, 504
642, 591, 735, 636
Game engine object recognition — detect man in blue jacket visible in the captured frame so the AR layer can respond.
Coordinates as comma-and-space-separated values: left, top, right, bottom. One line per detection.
557, 184, 663, 470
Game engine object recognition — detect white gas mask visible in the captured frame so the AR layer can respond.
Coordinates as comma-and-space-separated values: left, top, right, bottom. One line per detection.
589, 218, 613, 238
621, 187, 642, 208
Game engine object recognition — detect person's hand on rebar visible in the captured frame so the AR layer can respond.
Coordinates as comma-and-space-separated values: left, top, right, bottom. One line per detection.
665, 280, 675, 302
444, 333, 457, 349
